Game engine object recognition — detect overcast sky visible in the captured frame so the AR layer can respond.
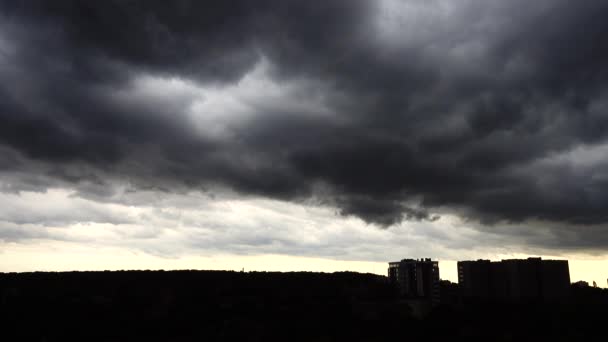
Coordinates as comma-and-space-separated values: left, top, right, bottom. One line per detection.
1, 0, 607, 285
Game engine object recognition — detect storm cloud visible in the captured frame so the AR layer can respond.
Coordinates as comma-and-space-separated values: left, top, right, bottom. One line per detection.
2, 0, 608, 251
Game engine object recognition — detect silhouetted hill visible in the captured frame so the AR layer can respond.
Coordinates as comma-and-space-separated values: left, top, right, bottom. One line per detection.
1, 271, 606, 341
0, 270, 406, 341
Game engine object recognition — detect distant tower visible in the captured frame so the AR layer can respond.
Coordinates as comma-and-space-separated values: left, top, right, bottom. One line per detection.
388, 258, 440, 305
457, 257, 570, 302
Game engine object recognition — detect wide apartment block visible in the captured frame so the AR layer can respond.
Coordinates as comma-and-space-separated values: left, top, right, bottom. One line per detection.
457, 257, 570, 302
388, 258, 440, 305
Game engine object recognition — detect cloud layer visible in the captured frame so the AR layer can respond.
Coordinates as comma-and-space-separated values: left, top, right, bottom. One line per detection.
2, 0, 608, 251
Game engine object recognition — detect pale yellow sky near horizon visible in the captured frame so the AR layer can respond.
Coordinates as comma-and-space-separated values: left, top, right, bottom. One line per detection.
1, 243, 606, 288
3, 189, 606, 288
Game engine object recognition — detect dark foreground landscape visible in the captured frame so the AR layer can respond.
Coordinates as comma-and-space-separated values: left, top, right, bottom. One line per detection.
1, 271, 606, 341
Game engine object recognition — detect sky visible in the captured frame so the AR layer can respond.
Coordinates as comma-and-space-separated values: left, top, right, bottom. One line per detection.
0, 0, 607, 287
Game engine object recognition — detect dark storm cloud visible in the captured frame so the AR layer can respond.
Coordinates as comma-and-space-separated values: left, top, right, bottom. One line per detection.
2, 0, 608, 249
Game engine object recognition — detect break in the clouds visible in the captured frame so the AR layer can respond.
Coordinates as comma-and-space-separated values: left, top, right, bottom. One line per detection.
1, 0, 608, 254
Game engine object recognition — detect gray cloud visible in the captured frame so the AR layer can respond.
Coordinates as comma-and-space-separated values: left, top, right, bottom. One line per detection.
0, 189, 136, 227
1, 0, 608, 251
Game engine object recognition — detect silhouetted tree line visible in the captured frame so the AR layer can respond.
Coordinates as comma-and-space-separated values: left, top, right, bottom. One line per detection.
1, 271, 606, 341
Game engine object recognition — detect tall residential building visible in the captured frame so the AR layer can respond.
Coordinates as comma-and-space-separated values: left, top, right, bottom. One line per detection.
457, 259, 492, 299
457, 257, 570, 302
388, 258, 440, 305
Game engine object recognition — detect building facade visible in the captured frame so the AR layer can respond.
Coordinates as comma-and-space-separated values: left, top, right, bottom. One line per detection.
457, 257, 570, 302
388, 258, 440, 305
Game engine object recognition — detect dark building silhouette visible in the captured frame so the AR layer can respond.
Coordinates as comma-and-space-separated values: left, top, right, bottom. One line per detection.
439, 280, 459, 306
457, 259, 492, 300
388, 258, 440, 305
457, 257, 570, 302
